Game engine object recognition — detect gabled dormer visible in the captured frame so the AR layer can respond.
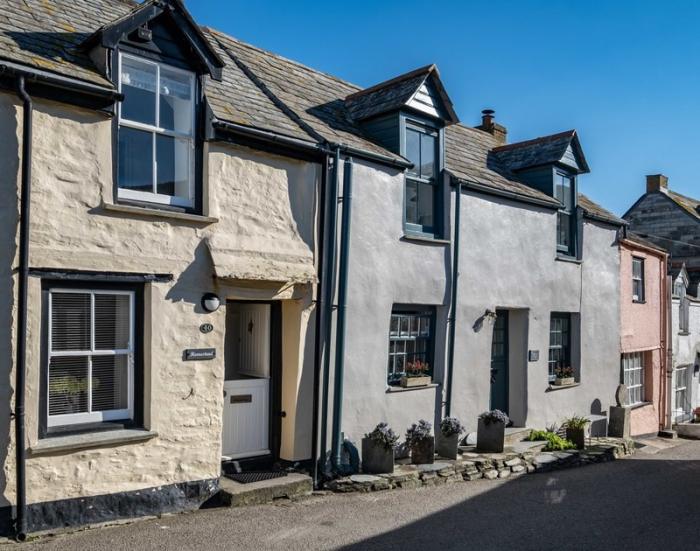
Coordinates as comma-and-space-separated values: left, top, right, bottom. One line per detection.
82, 0, 224, 214
345, 65, 458, 238
491, 130, 590, 258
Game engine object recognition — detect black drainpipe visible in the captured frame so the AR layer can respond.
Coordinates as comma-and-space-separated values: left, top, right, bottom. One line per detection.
331, 157, 353, 470
445, 180, 461, 417
14, 75, 32, 542
318, 147, 341, 478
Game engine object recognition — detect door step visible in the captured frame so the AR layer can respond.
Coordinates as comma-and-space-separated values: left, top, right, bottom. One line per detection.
218, 473, 312, 507
504, 427, 532, 446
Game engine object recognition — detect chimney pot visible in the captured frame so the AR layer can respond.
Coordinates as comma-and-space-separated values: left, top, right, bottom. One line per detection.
646, 174, 668, 193
476, 108, 507, 145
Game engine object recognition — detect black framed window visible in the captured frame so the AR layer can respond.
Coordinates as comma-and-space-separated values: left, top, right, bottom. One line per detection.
405, 122, 439, 236
554, 172, 576, 256
42, 282, 143, 435
117, 52, 196, 209
387, 307, 434, 385
632, 257, 645, 302
548, 313, 571, 383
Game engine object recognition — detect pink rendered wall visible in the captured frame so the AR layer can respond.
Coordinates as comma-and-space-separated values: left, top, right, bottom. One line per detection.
620, 242, 666, 436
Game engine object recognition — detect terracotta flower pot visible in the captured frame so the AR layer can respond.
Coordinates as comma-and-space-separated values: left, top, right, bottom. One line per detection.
410, 437, 435, 464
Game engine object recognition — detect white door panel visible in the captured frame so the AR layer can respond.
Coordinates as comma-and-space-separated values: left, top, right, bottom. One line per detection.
222, 378, 270, 459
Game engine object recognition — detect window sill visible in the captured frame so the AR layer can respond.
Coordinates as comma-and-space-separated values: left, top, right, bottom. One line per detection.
386, 383, 440, 393
630, 401, 653, 411
633, 300, 646, 305
401, 234, 451, 245
555, 255, 582, 265
101, 202, 218, 225
29, 429, 158, 456
679, 331, 691, 336
546, 382, 580, 392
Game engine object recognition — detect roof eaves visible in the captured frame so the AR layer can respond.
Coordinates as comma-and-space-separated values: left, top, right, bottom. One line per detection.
345, 64, 435, 101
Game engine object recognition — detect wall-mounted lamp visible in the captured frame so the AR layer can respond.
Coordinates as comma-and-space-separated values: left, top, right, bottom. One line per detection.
201, 293, 221, 313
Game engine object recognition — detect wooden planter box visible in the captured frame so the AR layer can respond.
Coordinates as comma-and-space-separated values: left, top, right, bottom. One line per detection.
436, 432, 460, 460
361, 438, 394, 474
476, 418, 505, 453
554, 377, 575, 386
400, 375, 431, 388
566, 427, 586, 450
410, 437, 435, 464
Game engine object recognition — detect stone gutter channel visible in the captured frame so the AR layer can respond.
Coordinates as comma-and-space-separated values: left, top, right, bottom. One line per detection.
325, 437, 635, 493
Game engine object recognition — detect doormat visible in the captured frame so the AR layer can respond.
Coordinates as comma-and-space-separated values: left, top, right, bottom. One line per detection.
225, 471, 288, 484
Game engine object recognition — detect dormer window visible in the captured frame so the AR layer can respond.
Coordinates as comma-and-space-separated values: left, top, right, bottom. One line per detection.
117, 53, 196, 209
555, 172, 576, 256
405, 121, 439, 235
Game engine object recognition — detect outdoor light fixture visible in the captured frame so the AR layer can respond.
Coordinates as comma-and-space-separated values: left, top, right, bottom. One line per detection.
201, 292, 221, 313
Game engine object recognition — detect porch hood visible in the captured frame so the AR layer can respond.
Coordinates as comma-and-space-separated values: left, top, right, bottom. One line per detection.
205, 236, 318, 285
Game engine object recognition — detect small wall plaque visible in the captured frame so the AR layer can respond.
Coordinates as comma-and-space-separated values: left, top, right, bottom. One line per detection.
183, 348, 216, 361
199, 323, 214, 334
528, 350, 540, 362
231, 394, 252, 404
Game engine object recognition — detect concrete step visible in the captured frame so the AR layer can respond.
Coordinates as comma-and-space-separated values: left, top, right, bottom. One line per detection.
504, 427, 532, 446
218, 473, 312, 507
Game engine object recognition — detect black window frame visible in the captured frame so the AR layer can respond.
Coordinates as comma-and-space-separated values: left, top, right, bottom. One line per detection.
39, 279, 145, 439
387, 305, 436, 386
114, 42, 205, 216
554, 171, 577, 257
548, 312, 572, 383
632, 256, 645, 303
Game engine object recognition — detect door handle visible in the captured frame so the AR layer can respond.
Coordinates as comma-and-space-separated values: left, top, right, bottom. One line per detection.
278, 411, 287, 418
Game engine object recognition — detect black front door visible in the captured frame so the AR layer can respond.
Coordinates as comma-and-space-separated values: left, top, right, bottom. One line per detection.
490, 310, 509, 413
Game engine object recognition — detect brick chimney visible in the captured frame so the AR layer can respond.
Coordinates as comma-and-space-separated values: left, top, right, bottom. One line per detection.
646, 174, 669, 193
476, 109, 507, 145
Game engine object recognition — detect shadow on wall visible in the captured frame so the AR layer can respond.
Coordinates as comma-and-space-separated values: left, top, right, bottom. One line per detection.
0, 99, 19, 530
340, 455, 700, 551
164, 240, 216, 312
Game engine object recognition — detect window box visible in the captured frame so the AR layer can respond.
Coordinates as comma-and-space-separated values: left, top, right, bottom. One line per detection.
400, 375, 432, 388
554, 376, 576, 387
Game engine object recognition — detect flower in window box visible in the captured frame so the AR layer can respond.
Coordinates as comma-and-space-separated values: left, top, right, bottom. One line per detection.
400, 360, 431, 388
554, 366, 575, 386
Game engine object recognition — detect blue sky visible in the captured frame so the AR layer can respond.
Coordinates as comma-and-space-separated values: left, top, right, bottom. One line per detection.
187, 0, 700, 215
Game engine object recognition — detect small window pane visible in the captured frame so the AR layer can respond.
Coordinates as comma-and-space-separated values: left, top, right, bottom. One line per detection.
48, 356, 89, 415
400, 316, 409, 337
160, 67, 193, 134
92, 355, 129, 412
121, 57, 156, 125
51, 293, 91, 351
118, 127, 153, 192
94, 294, 131, 350
156, 135, 191, 198
406, 128, 420, 175
390, 316, 399, 336
420, 133, 436, 180
407, 181, 434, 229
557, 212, 571, 249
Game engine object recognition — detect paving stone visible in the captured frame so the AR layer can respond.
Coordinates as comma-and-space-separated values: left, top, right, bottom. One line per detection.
505, 458, 522, 467
533, 453, 558, 465
498, 469, 511, 479
350, 474, 381, 484
464, 472, 483, 481
483, 470, 499, 480
511, 464, 526, 473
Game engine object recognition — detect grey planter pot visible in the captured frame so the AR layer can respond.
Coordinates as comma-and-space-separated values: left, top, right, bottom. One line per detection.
410, 437, 435, 464
437, 432, 460, 459
566, 427, 586, 450
476, 418, 505, 453
361, 438, 394, 474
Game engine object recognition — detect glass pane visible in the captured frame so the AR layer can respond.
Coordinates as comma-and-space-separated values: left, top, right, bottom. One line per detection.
555, 174, 572, 209
94, 294, 131, 350
119, 127, 153, 192
48, 355, 89, 415
390, 316, 399, 336
420, 132, 436, 180
160, 67, 193, 134
156, 135, 191, 199
121, 57, 156, 125
400, 316, 409, 337
406, 128, 420, 175
410, 316, 420, 337
92, 355, 129, 412
420, 316, 430, 336
51, 292, 90, 351
557, 212, 571, 248
406, 180, 418, 224
416, 182, 434, 229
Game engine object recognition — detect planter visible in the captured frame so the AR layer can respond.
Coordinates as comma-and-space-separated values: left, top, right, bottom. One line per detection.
676, 422, 700, 440
554, 377, 575, 386
476, 418, 505, 453
566, 427, 586, 450
410, 437, 435, 464
436, 432, 460, 460
400, 375, 432, 388
361, 438, 394, 474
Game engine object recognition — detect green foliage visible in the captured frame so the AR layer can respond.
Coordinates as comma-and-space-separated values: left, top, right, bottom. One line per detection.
563, 415, 590, 430
527, 429, 575, 451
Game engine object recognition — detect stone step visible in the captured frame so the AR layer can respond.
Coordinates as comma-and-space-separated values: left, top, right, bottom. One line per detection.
504, 427, 532, 446
218, 473, 312, 507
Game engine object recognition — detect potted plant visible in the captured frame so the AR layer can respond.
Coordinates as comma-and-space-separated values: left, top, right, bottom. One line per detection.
437, 417, 465, 459
693, 407, 700, 423
406, 420, 434, 464
477, 410, 509, 453
362, 422, 398, 474
554, 366, 575, 386
400, 360, 432, 388
563, 415, 589, 450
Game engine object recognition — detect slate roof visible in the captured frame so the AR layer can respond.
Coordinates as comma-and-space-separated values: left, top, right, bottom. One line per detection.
577, 193, 626, 226
666, 189, 700, 220
491, 130, 590, 174
0, 0, 616, 220
624, 231, 668, 255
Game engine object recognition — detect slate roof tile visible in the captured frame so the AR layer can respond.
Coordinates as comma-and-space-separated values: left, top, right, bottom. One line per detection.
491, 130, 589, 173
577, 193, 626, 226
666, 190, 700, 220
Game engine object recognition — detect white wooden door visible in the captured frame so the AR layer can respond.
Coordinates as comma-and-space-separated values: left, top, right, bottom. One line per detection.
237, 304, 270, 378
222, 378, 270, 459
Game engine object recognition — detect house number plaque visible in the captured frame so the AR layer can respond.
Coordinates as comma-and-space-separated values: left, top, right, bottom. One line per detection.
199, 323, 214, 334
528, 350, 540, 362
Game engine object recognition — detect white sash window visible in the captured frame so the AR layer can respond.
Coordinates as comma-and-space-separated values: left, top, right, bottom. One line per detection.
47, 289, 134, 427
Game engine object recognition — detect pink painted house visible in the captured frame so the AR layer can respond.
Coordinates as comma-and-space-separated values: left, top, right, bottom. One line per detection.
619, 231, 669, 436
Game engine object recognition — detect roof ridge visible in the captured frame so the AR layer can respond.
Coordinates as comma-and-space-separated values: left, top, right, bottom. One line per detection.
667, 188, 700, 204
203, 27, 362, 92
345, 64, 434, 100
491, 129, 576, 152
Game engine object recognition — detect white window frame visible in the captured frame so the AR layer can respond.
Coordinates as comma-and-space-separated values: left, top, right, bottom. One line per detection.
621, 352, 644, 406
47, 288, 135, 428
632, 257, 645, 302
117, 52, 196, 208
